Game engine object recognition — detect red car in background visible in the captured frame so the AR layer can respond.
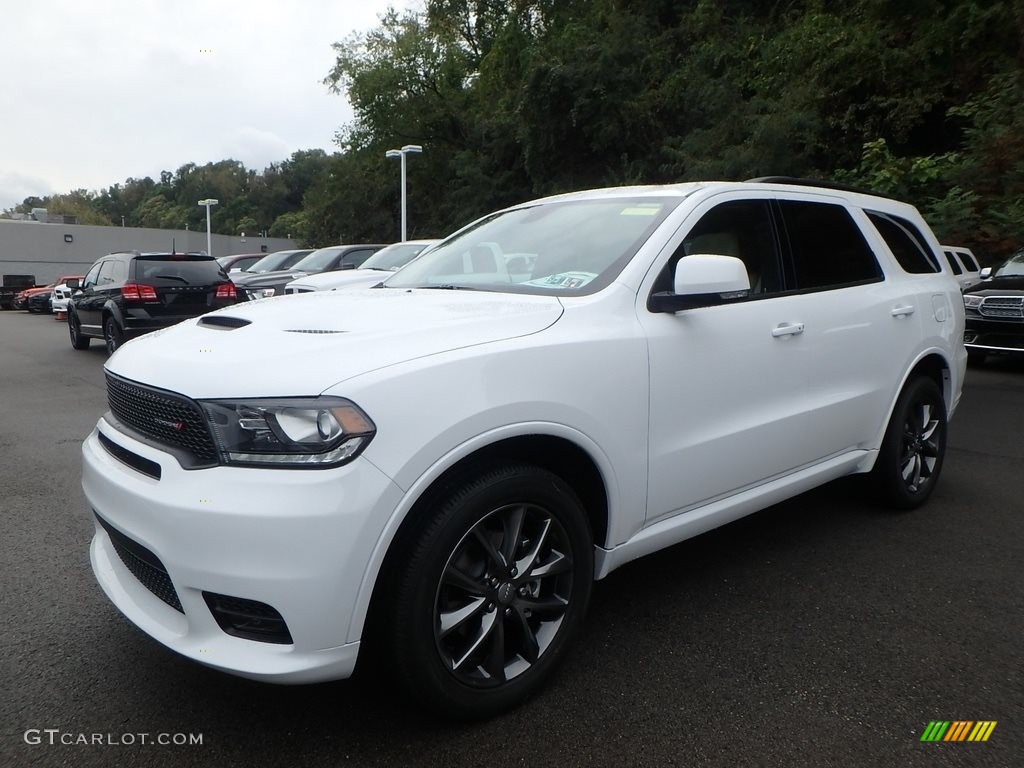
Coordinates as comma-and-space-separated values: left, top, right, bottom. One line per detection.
14, 275, 83, 311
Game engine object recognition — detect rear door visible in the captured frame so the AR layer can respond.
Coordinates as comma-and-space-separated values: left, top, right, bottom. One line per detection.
132, 255, 234, 320
770, 197, 907, 459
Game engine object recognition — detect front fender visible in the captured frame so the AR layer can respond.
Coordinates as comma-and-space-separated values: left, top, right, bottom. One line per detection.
344, 421, 619, 644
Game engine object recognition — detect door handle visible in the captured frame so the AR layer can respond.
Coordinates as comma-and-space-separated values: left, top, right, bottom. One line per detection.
771, 322, 805, 338
891, 305, 915, 318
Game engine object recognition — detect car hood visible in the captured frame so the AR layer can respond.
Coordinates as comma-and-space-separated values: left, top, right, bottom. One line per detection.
288, 269, 390, 292
231, 269, 311, 288
105, 289, 564, 398
964, 276, 1024, 295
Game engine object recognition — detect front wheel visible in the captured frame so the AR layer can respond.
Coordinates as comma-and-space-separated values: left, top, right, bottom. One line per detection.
385, 464, 593, 719
871, 376, 947, 509
69, 312, 90, 350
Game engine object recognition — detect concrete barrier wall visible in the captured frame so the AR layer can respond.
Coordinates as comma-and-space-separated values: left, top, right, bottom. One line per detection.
0, 219, 297, 284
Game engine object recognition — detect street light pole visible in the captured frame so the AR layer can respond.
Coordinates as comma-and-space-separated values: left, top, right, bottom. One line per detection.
198, 198, 219, 256
385, 144, 422, 241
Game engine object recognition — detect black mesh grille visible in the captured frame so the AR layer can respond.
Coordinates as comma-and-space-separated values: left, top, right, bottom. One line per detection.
95, 514, 183, 613
105, 373, 217, 464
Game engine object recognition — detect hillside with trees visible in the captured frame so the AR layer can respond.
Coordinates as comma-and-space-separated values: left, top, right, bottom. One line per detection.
6, 0, 1022, 259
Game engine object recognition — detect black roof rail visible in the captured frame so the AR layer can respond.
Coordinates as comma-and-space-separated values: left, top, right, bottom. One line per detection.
746, 176, 899, 201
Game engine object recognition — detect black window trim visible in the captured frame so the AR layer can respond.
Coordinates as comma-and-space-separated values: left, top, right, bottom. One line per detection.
645, 195, 886, 313
771, 198, 885, 295
866, 209, 941, 274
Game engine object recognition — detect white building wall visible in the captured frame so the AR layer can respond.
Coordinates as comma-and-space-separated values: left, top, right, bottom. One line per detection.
0, 219, 297, 284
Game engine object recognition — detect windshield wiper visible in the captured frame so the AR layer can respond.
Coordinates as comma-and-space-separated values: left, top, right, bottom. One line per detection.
422, 284, 475, 291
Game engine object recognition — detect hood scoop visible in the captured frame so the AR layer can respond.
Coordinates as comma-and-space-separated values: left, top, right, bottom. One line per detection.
200, 316, 251, 330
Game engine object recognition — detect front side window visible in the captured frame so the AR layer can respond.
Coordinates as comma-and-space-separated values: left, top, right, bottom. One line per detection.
959, 250, 980, 272
387, 197, 682, 295
82, 262, 102, 289
778, 201, 882, 290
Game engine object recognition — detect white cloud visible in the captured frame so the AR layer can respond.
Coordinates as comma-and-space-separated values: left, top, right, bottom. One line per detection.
0, 0, 422, 197
0, 172, 56, 211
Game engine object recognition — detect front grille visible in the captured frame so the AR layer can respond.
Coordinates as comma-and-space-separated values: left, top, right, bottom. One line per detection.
979, 296, 1024, 319
105, 373, 217, 465
95, 514, 183, 612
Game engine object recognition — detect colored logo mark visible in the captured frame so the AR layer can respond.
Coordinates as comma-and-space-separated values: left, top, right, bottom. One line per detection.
920, 721, 997, 742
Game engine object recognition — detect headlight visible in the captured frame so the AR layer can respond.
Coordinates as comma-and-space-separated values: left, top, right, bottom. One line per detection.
248, 287, 277, 299
200, 397, 375, 468
963, 295, 983, 308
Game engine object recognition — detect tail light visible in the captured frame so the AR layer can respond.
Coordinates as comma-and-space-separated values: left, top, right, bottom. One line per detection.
121, 283, 158, 301
216, 283, 237, 299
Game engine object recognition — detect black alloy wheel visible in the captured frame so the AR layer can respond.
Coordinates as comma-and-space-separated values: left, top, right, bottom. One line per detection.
872, 376, 947, 509
386, 464, 593, 718
69, 312, 90, 350
103, 317, 123, 355
434, 501, 575, 688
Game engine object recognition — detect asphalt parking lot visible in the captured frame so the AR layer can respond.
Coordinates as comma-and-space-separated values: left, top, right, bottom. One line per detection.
1, 309, 1021, 768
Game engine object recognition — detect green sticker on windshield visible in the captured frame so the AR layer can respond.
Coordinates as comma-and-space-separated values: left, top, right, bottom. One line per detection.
620, 205, 661, 216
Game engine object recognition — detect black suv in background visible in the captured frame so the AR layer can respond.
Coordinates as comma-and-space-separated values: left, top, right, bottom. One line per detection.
67, 251, 241, 354
963, 250, 1024, 363
232, 244, 385, 299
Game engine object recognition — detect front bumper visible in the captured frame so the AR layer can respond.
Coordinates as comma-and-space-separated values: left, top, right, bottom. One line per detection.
83, 418, 404, 683
51, 297, 70, 312
964, 315, 1024, 353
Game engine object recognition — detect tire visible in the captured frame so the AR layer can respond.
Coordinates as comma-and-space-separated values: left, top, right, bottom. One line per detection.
385, 464, 593, 719
871, 376, 947, 510
69, 312, 90, 350
103, 316, 123, 355
966, 348, 986, 365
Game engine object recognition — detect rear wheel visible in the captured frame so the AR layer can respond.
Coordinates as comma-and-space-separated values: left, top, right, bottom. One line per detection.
871, 376, 947, 509
69, 312, 90, 350
103, 316, 123, 355
385, 464, 593, 719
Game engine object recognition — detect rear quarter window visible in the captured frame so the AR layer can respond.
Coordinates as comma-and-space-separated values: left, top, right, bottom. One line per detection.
867, 212, 940, 274
943, 251, 963, 275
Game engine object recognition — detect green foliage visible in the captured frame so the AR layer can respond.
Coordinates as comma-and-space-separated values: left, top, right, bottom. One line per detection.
8, 1, 1022, 260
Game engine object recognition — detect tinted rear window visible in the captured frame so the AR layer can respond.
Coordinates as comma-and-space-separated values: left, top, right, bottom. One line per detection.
133, 256, 227, 285
943, 251, 963, 275
867, 212, 940, 274
777, 200, 882, 290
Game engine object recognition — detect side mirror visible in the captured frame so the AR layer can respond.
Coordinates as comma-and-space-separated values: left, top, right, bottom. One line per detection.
66, 278, 80, 290
980, 267, 992, 280
648, 254, 751, 313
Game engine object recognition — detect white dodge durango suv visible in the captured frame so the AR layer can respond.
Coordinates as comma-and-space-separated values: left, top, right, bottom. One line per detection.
82, 179, 966, 717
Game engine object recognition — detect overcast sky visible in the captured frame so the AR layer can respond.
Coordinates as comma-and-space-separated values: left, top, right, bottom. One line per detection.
0, 0, 419, 210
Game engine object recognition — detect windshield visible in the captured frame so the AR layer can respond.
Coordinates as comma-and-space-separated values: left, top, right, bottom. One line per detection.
361, 242, 434, 271
292, 246, 344, 272
386, 197, 679, 295
246, 250, 311, 273
994, 252, 1024, 278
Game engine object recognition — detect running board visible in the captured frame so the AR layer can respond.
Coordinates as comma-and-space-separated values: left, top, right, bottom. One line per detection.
594, 450, 872, 579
